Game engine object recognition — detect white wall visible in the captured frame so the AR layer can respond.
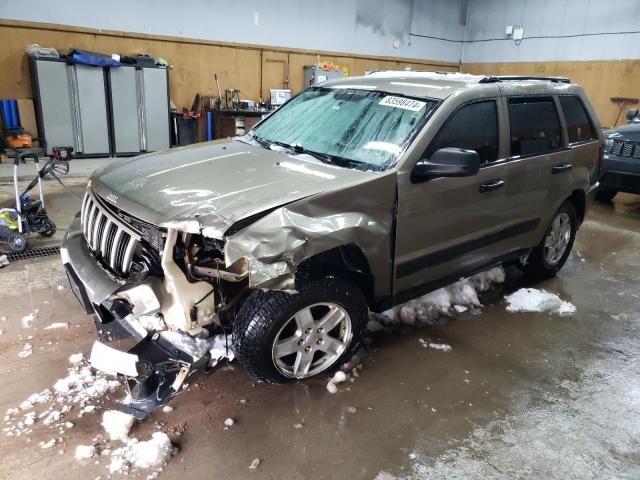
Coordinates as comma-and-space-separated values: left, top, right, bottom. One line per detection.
0, 0, 468, 63
463, 0, 640, 63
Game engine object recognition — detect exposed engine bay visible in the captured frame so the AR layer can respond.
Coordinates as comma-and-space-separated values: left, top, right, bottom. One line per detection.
65, 187, 255, 419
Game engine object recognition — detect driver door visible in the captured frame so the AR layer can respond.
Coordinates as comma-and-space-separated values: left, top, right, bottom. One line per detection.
394, 98, 512, 297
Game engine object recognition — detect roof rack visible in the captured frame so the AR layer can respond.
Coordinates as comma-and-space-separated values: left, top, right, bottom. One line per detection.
479, 75, 571, 84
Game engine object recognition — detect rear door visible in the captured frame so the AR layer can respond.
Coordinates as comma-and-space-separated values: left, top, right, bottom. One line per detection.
499, 95, 572, 250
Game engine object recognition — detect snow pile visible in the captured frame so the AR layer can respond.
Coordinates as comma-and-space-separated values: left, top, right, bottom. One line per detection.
505, 288, 576, 316
369, 267, 505, 330
108, 432, 173, 474
160, 331, 234, 366
3, 355, 122, 438
44, 322, 69, 330
0, 254, 9, 267
101, 410, 134, 442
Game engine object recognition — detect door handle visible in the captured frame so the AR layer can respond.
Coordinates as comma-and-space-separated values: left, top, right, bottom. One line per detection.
552, 163, 572, 174
479, 179, 505, 193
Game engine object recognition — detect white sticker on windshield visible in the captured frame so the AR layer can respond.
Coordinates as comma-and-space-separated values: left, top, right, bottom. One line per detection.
379, 96, 426, 112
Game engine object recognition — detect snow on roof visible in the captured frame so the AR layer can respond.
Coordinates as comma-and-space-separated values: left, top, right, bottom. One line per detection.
365, 70, 485, 83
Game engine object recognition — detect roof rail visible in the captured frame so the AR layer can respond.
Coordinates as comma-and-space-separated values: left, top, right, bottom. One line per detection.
479, 75, 571, 84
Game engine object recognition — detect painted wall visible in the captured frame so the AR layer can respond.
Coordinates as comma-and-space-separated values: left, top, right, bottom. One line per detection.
0, 0, 468, 63
463, 0, 640, 63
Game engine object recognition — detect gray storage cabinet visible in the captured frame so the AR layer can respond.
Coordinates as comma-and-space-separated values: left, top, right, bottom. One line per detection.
303, 65, 344, 87
30, 57, 111, 157
109, 65, 170, 156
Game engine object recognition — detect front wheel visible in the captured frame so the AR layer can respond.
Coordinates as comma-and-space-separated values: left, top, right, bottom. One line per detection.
232, 276, 368, 383
8, 232, 28, 253
521, 201, 577, 280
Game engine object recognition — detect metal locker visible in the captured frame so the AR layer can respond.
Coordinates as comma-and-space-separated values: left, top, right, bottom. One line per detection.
73, 64, 110, 156
31, 59, 75, 155
109, 66, 141, 155
140, 67, 170, 152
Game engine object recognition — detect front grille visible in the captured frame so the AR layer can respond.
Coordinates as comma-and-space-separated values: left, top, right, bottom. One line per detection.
612, 140, 639, 158
80, 189, 142, 276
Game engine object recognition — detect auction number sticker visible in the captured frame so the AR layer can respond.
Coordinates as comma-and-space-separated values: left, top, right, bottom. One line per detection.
379, 96, 426, 111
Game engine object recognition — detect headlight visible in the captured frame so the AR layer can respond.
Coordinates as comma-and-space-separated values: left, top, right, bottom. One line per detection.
604, 138, 614, 153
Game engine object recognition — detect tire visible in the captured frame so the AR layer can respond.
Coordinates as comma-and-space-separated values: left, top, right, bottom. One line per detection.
522, 201, 577, 280
8, 232, 28, 253
38, 220, 57, 238
232, 275, 368, 383
595, 188, 617, 203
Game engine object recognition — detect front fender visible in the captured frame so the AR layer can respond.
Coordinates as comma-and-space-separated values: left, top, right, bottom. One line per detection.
224, 172, 397, 298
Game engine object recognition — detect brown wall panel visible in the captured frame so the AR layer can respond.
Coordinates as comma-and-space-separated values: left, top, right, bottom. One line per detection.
462, 61, 640, 128
0, 21, 457, 111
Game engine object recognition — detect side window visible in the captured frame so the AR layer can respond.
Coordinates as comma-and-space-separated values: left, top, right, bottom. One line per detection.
508, 97, 562, 156
425, 100, 499, 164
559, 95, 595, 143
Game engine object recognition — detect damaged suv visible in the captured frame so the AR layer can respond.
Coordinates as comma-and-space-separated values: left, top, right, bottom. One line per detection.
62, 72, 602, 417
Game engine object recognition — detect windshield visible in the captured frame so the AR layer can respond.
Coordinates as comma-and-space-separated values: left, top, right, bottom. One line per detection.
250, 87, 437, 170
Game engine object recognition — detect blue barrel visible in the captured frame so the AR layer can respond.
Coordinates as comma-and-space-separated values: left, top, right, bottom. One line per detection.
1, 99, 20, 129
206, 111, 213, 141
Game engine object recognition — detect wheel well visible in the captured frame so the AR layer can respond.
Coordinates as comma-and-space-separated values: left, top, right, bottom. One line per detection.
296, 244, 376, 310
569, 189, 586, 224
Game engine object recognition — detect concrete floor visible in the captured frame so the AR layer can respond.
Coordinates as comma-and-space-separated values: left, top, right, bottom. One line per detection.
0, 176, 639, 479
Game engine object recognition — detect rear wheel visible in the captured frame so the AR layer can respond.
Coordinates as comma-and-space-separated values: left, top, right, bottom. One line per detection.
232, 275, 367, 383
595, 188, 617, 203
522, 201, 577, 280
8, 232, 28, 253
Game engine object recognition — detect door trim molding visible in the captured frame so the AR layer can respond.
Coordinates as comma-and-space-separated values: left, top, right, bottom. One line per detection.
396, 218, 540, 278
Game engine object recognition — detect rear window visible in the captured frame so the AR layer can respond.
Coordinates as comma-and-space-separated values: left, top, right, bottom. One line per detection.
509, 97, 562, 156
559, 96, 595, 143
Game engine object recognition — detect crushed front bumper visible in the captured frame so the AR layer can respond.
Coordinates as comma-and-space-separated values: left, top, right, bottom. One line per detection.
61, 216, 227, 418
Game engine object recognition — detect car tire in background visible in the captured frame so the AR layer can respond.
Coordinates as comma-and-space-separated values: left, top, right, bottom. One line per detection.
232, 275, 367, 384
521, 201, 578, 280
595, 188, 618, 203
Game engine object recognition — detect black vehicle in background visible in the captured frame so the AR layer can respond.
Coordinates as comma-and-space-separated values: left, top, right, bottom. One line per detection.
598, 109, 640, 202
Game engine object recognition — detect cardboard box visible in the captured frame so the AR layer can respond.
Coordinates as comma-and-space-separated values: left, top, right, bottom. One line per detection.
16, 99, 38, 136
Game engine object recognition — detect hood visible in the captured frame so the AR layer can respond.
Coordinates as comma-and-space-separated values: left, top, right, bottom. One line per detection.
606, 122, 640, 142
90, 141, 375, 236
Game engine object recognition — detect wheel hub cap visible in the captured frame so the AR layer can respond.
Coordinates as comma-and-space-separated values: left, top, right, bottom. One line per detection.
271, 302, 352, 379
544, 212, 571, 265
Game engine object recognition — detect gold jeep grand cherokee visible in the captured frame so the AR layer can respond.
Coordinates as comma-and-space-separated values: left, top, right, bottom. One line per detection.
61, 72, 602, 417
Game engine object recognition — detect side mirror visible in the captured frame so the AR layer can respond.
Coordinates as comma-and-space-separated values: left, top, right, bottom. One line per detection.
411, 147, 480, 183
626, 109, 639, 122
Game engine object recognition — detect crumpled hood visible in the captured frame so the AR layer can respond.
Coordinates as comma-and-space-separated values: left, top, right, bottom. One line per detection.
606, 122, 640, 142
90, 141, 375, 236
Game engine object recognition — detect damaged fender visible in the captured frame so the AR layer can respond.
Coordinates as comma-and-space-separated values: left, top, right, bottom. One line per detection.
224, 172, 398, 297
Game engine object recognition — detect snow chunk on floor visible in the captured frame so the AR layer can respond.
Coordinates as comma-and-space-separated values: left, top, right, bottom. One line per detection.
326, 381, 338, 394
0, 254, 9, 267
68, 353, 84, 365
108, 432, 173, 473
224, 418, 235, 427
419, 338, 452, 352
332, 371, 347, 384
505, 288, 576, 316
18, 343, 33, 358
21, 311, 37, 328
75, 444, 96, 460
45, 322, 69, 330
102, 410, 135, 442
